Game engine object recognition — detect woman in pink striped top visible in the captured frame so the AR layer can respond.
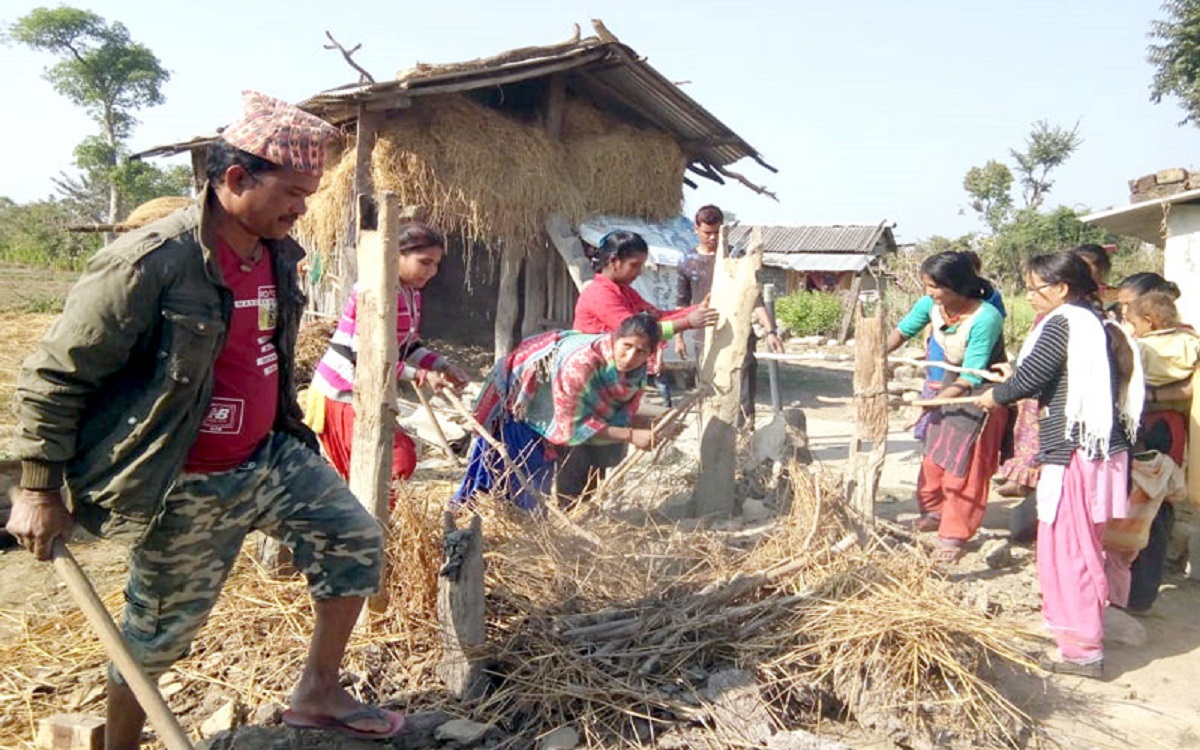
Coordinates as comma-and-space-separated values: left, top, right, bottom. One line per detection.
312, 222, 469, 489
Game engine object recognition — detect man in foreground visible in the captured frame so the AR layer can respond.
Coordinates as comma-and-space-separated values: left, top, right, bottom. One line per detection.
6, 91, 401, 745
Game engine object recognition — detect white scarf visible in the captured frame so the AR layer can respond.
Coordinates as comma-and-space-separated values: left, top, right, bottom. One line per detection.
1017, 303, 1142, 457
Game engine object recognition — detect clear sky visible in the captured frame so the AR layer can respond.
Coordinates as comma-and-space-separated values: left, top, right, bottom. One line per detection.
1, 0, 1195, 243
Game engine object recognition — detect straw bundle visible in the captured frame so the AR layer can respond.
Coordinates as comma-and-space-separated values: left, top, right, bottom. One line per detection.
119, 196, 194, 231
294, 94, 686, 265
293, 317, 337, 388
0, 466, 1037, 749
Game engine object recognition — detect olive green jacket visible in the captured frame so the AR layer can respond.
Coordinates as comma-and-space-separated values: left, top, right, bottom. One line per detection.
13, 190, 317, 542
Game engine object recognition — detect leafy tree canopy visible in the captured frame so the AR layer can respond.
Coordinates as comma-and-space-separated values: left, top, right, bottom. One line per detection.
1149, 0, 1200, 126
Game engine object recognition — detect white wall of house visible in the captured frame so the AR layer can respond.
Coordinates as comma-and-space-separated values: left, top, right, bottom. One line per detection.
1164, 206, 1200, 328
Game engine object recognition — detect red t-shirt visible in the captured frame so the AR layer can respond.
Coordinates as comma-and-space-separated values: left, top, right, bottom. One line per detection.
183, 238, 280, 472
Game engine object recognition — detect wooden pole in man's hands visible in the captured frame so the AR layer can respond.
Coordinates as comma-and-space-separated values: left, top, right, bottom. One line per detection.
51, 540, 194, 750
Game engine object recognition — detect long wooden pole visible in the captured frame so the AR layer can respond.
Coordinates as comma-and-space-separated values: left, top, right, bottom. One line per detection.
349, 192, 400, 616
411, 383, 463, 466
51, 541, 194, 750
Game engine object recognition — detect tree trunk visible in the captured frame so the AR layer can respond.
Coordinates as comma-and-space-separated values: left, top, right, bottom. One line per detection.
693, 227, 764, 518
436, 513, 487, 699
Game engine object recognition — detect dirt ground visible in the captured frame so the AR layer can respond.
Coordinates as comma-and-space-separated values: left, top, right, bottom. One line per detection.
2, 266, 1200, 748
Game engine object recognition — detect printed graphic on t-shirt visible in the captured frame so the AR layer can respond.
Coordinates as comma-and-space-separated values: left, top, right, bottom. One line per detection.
199, 396, 244, 434
232, 286, 278, 331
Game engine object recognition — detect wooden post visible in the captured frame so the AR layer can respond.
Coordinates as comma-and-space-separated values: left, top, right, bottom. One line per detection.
762, 283, 782, 414
339, 107, 380, 306
544, 73, 567, 140
522, 243, 549, 337
693, 227, 764, 517
838, 272, 863, 343
846, 303, 887, 523
37, 714, 105, 750
494, 249, 522, 360
436, 513, 487, 699
350, 192, 400, 615
546, 214, 593, 291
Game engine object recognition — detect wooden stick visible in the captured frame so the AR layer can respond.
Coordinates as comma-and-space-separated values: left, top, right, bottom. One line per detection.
51, 540, 194, 750
889, 357, 1002, 382
441, 391, 602, 547
412, 383, 463, 465
912, 395, 986, 407
599, 389, 705, 492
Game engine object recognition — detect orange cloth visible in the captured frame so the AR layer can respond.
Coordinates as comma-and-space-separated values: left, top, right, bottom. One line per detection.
916, 407, 1009, 542
1104, 451, 1185, 554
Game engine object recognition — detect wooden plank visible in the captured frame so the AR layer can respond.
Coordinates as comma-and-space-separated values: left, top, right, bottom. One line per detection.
436, 514, 487, 699
494, 249, 522, 359
846, 305, 887, 522
349, 192, 400, 615
522, 243, 549, 337
545, 213, 592, 291
693, 226, 763, 517
837, 273, 863, 343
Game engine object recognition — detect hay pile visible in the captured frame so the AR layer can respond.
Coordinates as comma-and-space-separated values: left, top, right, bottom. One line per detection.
0, 466, 1037, 749
295, 95, 686, 261
119, 196, 195, 231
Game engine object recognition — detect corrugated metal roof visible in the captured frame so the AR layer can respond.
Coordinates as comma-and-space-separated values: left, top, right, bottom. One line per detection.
727, 223, 897, 255
764, 252, 873, 273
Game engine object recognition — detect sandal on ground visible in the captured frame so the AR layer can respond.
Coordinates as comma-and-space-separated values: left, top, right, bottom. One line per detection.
994, 481, 1026, 498
909, 514, 941, 533
282, 705, 406, 739
931, 540, 965, 563
1037, 652, 1103, 679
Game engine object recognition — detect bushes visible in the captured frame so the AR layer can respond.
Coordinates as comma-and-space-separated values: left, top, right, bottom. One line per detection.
775, 291, 845, 337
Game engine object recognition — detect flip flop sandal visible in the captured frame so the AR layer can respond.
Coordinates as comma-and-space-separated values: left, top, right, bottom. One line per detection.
282, 705, 406, 739
931, 542, 965, 563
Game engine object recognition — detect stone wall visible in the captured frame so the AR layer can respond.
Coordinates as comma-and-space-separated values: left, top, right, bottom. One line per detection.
1129, 168, 1200, 203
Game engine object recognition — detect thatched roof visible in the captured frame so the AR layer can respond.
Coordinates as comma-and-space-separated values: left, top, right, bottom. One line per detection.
130, 22, 773, 195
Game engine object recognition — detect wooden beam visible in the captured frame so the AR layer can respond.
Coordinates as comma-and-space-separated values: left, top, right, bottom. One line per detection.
494, 249, 522, 359
837, 273, 863, 344
693, 226, 763, 517
544, 73, 567, 140
846, 304, 887, 524
545, 213, 592, 291
349, 192, 401, 616
522, 243, 550, 337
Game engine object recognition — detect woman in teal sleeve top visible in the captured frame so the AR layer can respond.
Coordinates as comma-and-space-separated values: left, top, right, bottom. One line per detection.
886, 251, 1010, 561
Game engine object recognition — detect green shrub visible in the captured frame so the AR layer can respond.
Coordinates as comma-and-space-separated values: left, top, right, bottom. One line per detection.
18, 293, 66, 314
775, 291, 845, 337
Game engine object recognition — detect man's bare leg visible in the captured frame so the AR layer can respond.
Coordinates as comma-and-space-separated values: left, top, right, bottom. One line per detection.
288, 596, 392, 733
106, 676, 147, 750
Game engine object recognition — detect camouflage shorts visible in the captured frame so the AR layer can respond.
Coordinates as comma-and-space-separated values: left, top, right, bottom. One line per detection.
112, 432, 382, 683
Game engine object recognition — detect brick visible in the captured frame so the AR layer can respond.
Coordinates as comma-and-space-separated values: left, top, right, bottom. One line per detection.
35, 714, 104, 750
1156, 168, 1189, 185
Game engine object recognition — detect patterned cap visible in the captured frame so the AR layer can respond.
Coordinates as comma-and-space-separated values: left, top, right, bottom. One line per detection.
220, 90, 339, 175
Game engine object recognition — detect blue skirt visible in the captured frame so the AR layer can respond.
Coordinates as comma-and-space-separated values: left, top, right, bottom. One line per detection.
451, 418, 554, 510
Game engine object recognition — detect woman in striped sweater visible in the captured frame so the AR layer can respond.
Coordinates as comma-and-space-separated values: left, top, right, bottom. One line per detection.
981, 252, 1142, 677
312, 222, 469, 488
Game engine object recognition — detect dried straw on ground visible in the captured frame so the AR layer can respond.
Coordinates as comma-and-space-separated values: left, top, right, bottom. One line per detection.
294, 95, 686, 261
0, 468, 1038, 749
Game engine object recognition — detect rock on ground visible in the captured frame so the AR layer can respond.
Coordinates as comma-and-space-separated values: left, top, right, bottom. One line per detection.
701, 669, 773, 744
538, 725, 580, 750
767, 728, 854, 749
1104, 606, 1148, 647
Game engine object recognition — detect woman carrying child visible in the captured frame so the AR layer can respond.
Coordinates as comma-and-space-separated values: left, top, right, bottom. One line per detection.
980, 252, 1141, 677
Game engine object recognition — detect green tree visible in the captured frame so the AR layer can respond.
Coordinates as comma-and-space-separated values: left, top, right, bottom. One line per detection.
984, 206, 1142, 286
1009, 120, 1082, 209
1149, 0, 1200, 126
10, 6, 170, 239
0, 197, 102, 270
963, 160, 1014, 232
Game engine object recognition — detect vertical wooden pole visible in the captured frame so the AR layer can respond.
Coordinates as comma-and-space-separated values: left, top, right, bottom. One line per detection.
350, 192, 400, 615
693, 227, 763, 517
494, 249, 522, 360
340, 107, 380, 307
846, 303, 887, 523
838, 273, 864, 343
762, 283, 782, 414
522, 243, 549, 337
436, 513, 486, 699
